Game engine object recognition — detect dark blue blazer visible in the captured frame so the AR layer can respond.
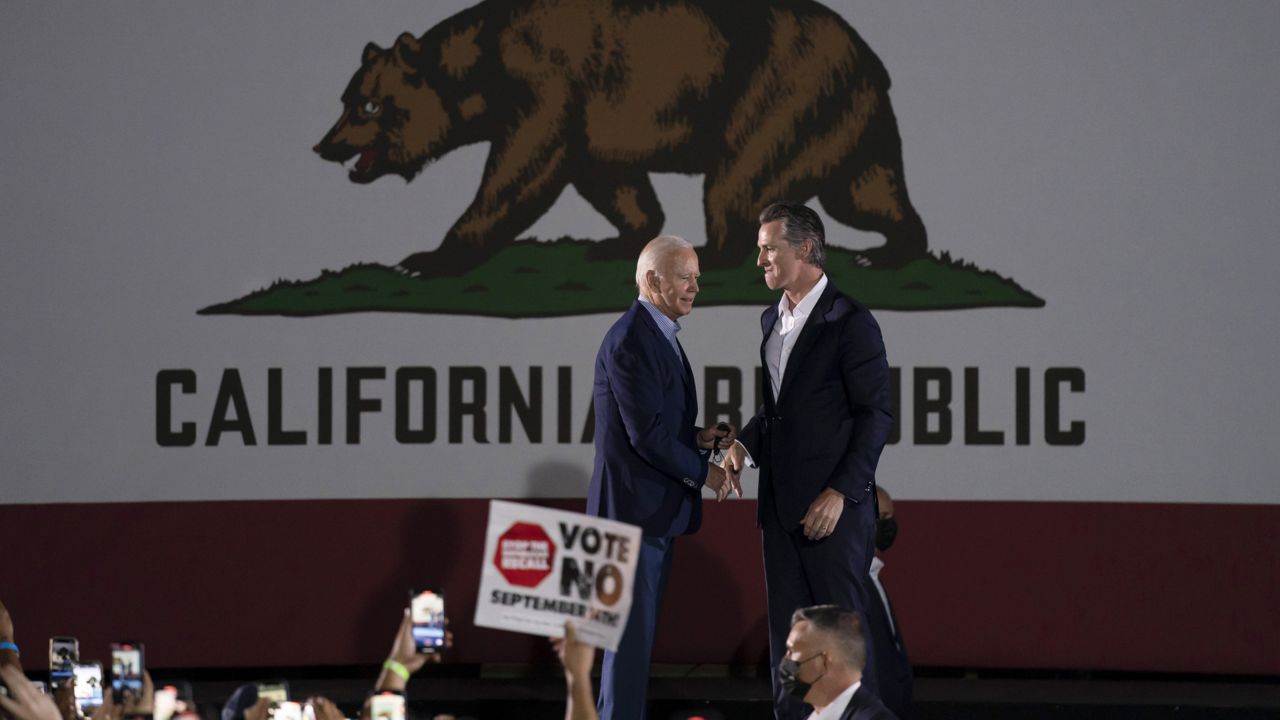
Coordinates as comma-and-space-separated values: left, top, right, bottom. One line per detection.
587, 301, 707, 537
737, 282, 893, 527
865, 573, 913, 718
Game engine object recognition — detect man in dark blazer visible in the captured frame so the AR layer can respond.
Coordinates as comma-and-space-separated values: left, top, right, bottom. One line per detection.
587, 234, 734, 720
865, 486, 912, 718
781, 605, 899, 720
725, 202, 894, 720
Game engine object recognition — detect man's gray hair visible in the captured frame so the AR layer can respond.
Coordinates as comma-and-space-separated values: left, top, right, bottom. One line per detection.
759, 201, 826, 268
791, 604, 867, 670
635, 235, 694, 292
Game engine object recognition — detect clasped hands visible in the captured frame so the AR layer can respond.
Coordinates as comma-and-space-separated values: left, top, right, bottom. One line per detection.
699, 423, 743, 501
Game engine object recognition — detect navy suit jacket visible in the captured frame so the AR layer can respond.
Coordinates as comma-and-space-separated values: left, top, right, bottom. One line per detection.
738, 281, 893, 527
587, 301, 707, 537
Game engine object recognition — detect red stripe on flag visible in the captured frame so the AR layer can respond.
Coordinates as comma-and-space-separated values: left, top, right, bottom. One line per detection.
1, 499, 1275, 674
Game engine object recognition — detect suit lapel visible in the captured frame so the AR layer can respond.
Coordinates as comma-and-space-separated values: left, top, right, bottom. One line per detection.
759, 304, 779, 411
635, 301, 692, 395
676, 338, 695, 407
775, 283, 837, 404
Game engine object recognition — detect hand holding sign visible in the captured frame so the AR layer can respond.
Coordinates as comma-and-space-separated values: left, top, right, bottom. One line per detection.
550, 621, 597, 720
551, 621, 595, 682
475, 501, 641, 652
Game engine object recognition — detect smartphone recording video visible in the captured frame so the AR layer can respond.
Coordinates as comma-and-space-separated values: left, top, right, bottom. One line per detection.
110, 642, 144, 696
49, 637, 79, 687
73, 663, 103, 718
409, 589, 445, 653
256, 680, 289, 704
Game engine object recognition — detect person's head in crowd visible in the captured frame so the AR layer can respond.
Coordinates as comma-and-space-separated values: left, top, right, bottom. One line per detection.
876, 485, 898, 553
220, 684, 259, 720
781, 605, 867, 709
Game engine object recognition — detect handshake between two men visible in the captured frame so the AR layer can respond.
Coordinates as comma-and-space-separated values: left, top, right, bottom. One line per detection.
698, 422, 744, 502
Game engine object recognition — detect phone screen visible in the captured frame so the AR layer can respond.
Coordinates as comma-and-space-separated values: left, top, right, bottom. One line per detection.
49, 637, 79, 685
256, 681, 289, 704
369, 693, 405, 720
110, 642, 144, 695
410, 589, 445, 653
73, 663, 103, 717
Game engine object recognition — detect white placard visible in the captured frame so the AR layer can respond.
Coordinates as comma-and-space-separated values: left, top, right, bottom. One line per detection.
474, 500, 641, 651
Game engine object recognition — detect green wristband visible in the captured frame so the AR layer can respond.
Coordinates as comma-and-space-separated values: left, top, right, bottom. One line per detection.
382, 659, 410, 681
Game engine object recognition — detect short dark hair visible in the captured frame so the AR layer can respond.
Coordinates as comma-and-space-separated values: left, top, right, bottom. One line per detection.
791, 604, 867, 670
759, 201, 826, 268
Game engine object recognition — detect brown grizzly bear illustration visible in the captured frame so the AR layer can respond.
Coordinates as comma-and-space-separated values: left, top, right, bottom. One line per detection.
313, 0, 927, 277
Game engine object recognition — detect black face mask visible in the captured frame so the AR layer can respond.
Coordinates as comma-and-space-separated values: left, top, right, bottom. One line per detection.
778, 652, 825, 700
876, 516, 898, 552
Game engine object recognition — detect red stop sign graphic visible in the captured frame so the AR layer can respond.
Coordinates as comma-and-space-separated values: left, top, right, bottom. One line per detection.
494, 522, 556, 588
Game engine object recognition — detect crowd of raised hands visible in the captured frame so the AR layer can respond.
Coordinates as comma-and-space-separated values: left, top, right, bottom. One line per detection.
0, 599, 600, 720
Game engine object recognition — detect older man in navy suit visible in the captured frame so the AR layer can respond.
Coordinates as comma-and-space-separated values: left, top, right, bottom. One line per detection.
725, 202, 894, 720
587, 235, 735, 720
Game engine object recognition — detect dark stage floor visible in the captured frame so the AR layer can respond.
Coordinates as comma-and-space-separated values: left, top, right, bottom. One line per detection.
152, 665, 1280, 720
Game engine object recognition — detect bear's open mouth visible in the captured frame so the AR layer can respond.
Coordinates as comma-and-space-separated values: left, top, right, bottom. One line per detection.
353, 145, 379, 175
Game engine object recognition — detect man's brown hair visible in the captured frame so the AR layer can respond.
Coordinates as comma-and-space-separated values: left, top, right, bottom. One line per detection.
759, 201, 827, 268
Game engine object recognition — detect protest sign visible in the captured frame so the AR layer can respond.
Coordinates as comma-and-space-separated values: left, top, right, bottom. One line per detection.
474, 500, 641, 651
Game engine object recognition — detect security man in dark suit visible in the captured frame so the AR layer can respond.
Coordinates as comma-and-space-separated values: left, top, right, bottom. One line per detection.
865, 486, 912, 718
781, 604, 899, 719
725, 202, 894, 720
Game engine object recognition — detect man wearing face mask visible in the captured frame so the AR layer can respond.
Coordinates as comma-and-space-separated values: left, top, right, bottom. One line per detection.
864, 487, 911, 718
781, 605, 898, 720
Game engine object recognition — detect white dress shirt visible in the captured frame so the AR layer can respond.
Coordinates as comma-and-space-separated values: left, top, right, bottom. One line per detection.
807, 679, 860, 720
869, 555, 897, 638
764, 273, 828, 400
738, 274, 828, 468
637, 296, 683, 362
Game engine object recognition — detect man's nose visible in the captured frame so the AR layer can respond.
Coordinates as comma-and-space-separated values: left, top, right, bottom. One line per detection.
757, 249, 767, 267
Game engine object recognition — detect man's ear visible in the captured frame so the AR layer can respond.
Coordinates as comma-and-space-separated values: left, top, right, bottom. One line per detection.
646, 269, 661, 291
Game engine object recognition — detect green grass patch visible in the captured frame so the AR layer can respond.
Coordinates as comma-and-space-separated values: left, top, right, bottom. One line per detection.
199, 239, 1043, 317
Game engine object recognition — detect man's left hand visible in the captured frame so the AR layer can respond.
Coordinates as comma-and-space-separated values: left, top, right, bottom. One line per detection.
801, 488, 845, 540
